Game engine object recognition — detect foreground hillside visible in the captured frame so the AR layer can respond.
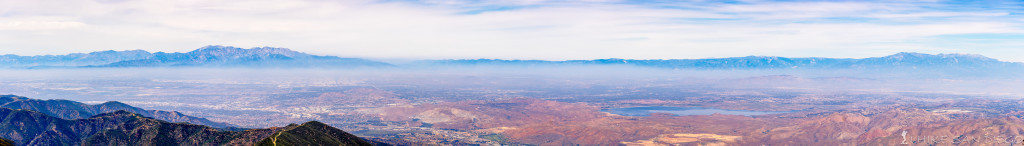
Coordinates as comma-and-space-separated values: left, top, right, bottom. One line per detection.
0, 108, 373, 146
0, 96, 374, 146
256, 121, 371, 146
0, 95, 234, 128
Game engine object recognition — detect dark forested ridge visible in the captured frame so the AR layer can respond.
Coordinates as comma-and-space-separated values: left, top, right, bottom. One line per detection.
0, 96, 376, 146
0, 95, 234, 128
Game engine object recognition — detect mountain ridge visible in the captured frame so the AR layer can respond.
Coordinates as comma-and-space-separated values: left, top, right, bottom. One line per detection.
0, 45, 391, 68
0, 95, 235, 128
0, 108, 372, 146
93, 45, 391, 68
1, 46, 1020, 71
424, 52, 1021, 70
0, 95, 377, 146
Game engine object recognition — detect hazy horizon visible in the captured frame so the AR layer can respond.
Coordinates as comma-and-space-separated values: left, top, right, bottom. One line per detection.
4, 45, 1023, 63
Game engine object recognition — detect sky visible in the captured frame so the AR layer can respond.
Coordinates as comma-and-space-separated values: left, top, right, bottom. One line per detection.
1, 0, 1023, 61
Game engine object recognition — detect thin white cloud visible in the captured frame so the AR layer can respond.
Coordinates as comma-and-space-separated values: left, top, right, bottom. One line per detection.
868, 12, 1010, 18
715, 2, 884, 13
0, 20, 86, 30
0, 0, 1022, 62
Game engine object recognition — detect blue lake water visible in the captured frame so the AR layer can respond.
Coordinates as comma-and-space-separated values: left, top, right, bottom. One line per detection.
602, 106, 791, 116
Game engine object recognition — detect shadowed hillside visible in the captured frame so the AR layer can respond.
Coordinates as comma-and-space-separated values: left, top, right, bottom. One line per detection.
257, 121, 373, 146
0, 95, 234, 128
0, 108, 373, 146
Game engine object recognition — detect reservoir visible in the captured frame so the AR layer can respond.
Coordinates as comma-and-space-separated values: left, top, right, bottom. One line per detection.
603, 106, 792, 116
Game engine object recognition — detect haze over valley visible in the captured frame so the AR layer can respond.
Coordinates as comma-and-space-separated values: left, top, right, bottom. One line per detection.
2, 46, 1024, 145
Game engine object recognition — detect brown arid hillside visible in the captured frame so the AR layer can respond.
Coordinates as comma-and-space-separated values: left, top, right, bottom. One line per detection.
742, 108, 1024, 145
368, 98, 1024, 145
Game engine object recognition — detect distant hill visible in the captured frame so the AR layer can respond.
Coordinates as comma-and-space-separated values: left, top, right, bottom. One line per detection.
0, 95, 235, 128
0, 108, 372, 146
423, 52, 1022, 70
0, 46, 391, 68
0, 50, 153, 68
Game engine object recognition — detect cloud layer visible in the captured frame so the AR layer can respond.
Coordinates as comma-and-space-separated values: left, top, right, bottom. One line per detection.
1, 0, 1022, 61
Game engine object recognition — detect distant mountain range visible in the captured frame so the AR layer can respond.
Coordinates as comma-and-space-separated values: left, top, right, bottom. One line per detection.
424, 52, 1022, 70
0, 96, 375, 146
0, 45, 390, 68
1, 45, 1020, 71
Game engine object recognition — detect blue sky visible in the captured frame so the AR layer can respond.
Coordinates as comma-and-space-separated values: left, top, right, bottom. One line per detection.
1, 0, 1023, 61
